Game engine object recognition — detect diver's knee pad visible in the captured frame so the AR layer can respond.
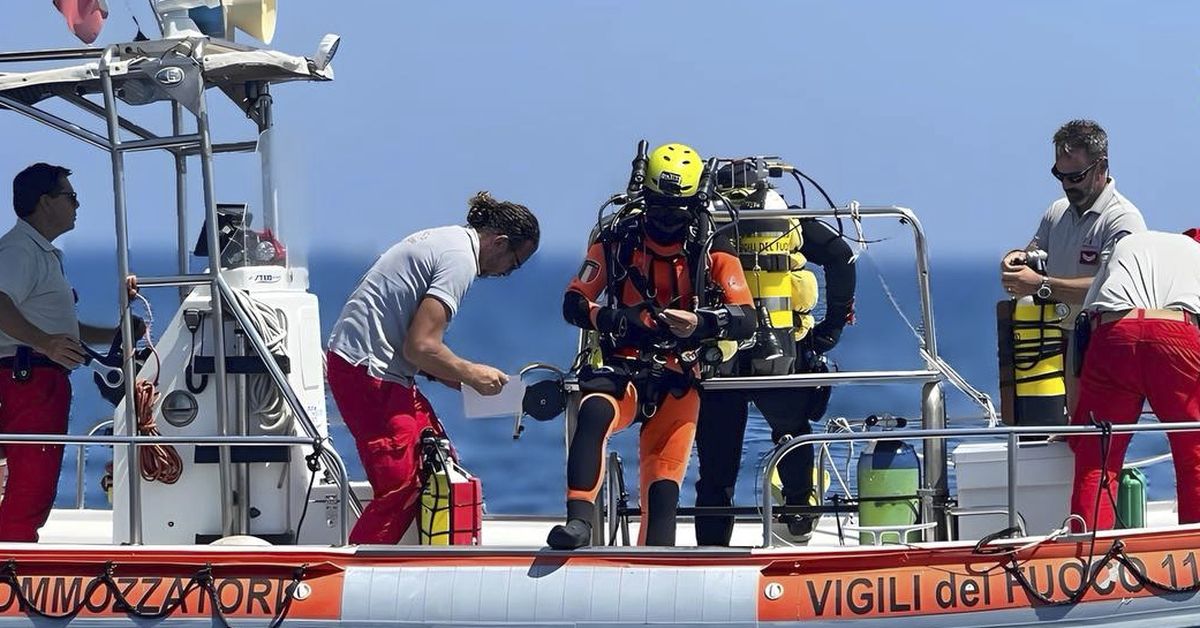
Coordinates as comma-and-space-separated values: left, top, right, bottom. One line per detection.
643, 480, 681, 546
566, 395, 620, 491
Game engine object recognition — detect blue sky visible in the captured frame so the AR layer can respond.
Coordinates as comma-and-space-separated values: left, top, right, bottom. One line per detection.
1, 1, 1198, 261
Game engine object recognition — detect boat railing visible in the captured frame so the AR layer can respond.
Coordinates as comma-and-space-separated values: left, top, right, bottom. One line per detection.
0, 430, 352, 543
74, 418, 114, 509
576, 204, 998, 543
758, 420, 1200, 548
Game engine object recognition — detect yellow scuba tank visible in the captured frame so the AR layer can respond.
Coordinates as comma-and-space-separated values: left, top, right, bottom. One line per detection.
418, 431, 483, 545
727, 186, 819, 375
997, 295, 1070, 426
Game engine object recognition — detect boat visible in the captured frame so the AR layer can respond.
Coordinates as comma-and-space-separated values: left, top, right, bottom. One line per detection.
1, 3, 1199, 626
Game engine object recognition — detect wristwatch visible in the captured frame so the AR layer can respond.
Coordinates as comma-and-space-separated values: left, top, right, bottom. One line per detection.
1036, 277, 1053, 300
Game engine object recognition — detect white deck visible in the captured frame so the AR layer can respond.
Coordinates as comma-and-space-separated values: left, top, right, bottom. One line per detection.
36, 499, 1183, 549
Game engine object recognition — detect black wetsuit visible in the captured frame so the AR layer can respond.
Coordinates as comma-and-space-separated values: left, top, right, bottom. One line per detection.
694, 217, 856, 545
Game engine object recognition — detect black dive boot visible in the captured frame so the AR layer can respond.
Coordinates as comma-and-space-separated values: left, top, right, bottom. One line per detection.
782, 494, 815, 544
547, 500, 594, 550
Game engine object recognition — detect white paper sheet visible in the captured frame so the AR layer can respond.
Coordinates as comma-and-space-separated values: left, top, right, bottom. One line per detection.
461, 377, 526, 418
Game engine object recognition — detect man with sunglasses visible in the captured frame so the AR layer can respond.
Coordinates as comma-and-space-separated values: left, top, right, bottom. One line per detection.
1000, 120, 1146, 415
326, 191, 539, 544
0, 163, 139, 541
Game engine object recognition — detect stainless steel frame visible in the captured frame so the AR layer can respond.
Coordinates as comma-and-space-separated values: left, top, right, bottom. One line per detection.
579, 204, 994, 542
0, 43, 359, 545
760, 420, 1200, 548
700, 205, 983, 541
24, 430, 353, 542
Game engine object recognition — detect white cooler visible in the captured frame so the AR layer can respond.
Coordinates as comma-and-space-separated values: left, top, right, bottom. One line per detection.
953, 440, 1075, 541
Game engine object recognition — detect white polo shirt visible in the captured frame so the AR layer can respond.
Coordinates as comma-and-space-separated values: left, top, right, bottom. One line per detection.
1033, 178, 1146, 295
0, 219, 80, 358
1084, 231, 1200, 314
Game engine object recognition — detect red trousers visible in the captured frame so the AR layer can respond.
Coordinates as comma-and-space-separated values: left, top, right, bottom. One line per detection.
1070, 314, 1200, 530
0, 366, 70, 542
326, 352, 444, 544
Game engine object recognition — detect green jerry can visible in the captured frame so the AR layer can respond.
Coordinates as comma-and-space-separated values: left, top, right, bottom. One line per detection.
1115, 467, 1147, 529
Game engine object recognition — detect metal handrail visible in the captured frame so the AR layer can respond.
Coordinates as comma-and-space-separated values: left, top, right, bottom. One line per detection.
30, 430, 352, 542
0, 47, 106, 63
1, 39, 352, 545
90, 247, 360, 544
759, 421, 1200, 548
702, 369, 942, 390
74, 419, 115, 509
216, 275, 363, 523
67, 415, 356, 541
1, 433, 320, 446
1126, 453, 1173, 469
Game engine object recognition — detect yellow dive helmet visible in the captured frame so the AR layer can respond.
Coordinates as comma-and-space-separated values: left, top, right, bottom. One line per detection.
645, 143, 704, 197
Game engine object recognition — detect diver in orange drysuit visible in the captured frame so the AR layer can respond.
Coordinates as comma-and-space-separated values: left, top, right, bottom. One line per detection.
547, 143, 756, 549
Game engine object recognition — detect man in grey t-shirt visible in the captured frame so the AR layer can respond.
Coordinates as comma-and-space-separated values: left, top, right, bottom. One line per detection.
1001, 120, 1145, 309
326, 192, 539, 544
0, 163, 142, 542
1000, 120, 1146, 419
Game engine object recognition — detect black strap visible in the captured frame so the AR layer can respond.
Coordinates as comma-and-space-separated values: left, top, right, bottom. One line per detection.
0, 347, 63, 381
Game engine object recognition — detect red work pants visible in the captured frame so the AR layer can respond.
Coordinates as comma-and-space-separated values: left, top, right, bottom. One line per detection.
1070, 314, 1200, 530
326, 352, 444, 544
0, 366, 70, 542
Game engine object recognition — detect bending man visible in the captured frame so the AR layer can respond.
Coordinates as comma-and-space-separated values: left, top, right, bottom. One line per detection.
327, 192, 539, 544
1070, 230, 1200, 530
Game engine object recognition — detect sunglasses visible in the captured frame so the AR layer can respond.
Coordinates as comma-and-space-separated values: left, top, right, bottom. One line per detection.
495, 243, 527, 277
1051, 158, 1103, 184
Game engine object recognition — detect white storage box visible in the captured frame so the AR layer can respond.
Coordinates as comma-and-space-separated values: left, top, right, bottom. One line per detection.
953, 440, 1075, 541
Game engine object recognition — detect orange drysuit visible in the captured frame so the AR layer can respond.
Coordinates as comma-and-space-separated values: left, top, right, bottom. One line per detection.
561, 230, 753, 545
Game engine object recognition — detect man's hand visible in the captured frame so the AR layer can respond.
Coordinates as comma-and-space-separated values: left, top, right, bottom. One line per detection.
465, 364, 509, 396
657, 308, 698, 338
1001, 250, 1028, 273
37, 334, 85, 369
803, 321, 843, 355
1001, 265, 1042, 297
596, 306, 650, 337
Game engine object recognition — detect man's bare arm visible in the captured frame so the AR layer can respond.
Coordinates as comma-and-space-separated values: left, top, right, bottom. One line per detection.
1046, 276, 1094, 304
402, 297, 507, 395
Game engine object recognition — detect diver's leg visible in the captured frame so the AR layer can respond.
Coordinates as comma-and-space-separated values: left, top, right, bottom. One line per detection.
754, 389, 817, 539
638, 388, 701, 546
548, 386, 636, 549
694, 390, 748, 546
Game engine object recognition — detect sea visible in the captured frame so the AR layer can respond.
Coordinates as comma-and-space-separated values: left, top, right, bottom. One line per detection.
58, 249, 1174, 515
